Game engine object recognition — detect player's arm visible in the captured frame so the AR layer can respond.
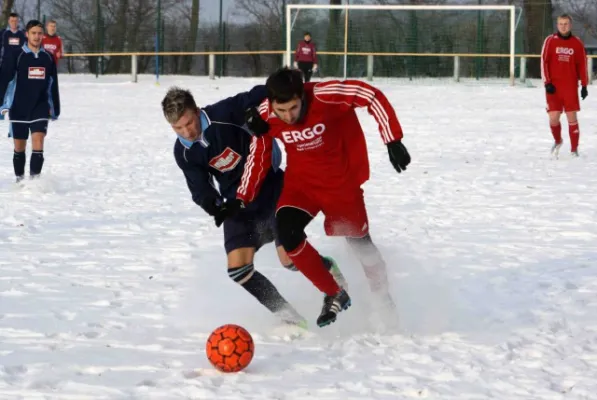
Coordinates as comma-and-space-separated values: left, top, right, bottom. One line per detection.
541, 36, 555, 92
314, 79, 411, 173
0, 53, 18, 116
207, 85, 267, 126
236, 134, 273, 205
577, 41, 588, 87
48, 57, 60, 119
175, 149, 222, 216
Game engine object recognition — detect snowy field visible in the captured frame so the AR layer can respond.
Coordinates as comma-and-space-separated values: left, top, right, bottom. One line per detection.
1, 74, 597, 399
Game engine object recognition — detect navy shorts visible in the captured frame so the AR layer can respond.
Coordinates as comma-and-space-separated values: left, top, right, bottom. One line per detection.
223, 169, 284, 254
10, 120, 48, 140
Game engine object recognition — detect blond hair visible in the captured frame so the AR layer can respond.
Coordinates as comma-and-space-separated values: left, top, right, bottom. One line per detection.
161, 86, 197, 124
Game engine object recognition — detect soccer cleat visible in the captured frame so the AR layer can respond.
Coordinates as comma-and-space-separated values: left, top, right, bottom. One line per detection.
316, 288, 351, 327
571, 151, 579, 157
551, 141, 562, 157
322, 256, 349, 291
15, 175, 24, 183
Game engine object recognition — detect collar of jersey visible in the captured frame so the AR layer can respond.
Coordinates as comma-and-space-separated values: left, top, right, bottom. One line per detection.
177, 109, 211, 149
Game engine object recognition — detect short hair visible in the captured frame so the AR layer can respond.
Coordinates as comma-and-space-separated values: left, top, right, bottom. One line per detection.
266, 67, 304, 104
303, 31, 311, 36
25, 19, 43, 32
161, 86, 197, 124
46, 19, 57, 25
558, 14, 572, 22
8, 13, 19, 19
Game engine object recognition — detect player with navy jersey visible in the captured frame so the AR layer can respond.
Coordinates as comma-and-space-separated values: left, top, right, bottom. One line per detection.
161, 86, 346, 328
0, 20, 60, 182
0, 13, 26, 68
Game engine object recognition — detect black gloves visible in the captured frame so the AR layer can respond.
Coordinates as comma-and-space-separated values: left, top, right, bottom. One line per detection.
545, 83, 556, 94
581, 86, 588, 100
245, 107, 270, 137
214, 199, 245, 227
387, 140, 410, 173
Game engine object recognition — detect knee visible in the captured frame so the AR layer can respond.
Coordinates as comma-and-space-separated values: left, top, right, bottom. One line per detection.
228, 263, 255, 285
276, 208, 307, 253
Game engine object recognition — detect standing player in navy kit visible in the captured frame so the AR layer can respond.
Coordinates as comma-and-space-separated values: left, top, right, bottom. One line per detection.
161, 86, 346, 328
0, 13, 26, 68
0, 20, 60, 182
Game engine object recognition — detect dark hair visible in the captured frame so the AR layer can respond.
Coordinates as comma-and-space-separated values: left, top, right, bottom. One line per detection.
8, 13, 19, 19
266, 67, 304, 103
303, 31, 311, 36
558, 13, 572, 22
25, 19, 43, 32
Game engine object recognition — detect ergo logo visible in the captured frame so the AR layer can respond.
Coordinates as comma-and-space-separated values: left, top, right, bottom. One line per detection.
281, 123, 326, 143
556, 47, 574, 55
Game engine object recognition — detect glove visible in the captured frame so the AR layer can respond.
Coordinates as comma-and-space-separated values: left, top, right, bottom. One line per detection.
214, 199, 245, 228
581, 85, 588, 100
313, 64, 318, 72
245, 107, 270, 137
293, 61, 298, 69
545, 83, 556, 94
387, 140, 410, 173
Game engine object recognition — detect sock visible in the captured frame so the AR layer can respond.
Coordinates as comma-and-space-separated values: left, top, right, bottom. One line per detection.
30, 150, 44, 176
288, 240, 340, 296
550, 123, 562, 143
228, 263, 289, 313
13, 151, 25, 178
347, 236, 389, 293
569, 122, 579, 152
285, 256, 331, 272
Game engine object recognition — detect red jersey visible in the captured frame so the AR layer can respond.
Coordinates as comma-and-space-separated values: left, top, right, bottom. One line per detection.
237, 80, 403, 204
41, 34, 63, 64
541, 33, 588, 87
295, 40, 318, 63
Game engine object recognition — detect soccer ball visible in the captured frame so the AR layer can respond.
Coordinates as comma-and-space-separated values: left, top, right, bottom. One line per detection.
206, 324, 255, 372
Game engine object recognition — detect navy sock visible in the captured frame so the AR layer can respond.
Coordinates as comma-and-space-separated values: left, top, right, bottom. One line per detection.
13, 151, 25, 178
30, 150, 44, 176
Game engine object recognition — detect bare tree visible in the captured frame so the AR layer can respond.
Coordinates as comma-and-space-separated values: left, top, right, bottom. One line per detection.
0, 0, 15, 27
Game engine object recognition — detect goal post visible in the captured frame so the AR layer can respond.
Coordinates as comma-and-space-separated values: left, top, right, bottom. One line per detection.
285, 4, 518, 86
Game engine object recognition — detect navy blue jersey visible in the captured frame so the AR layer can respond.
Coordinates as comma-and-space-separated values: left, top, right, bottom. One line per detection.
173, 85, 282, 216
0, 44, 60, 121
0, 28, 26, 66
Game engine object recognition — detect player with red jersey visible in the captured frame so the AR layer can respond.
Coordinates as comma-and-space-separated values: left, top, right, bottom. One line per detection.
541, 14, 588, 157
223, 68, 411, 328
41, 20, 63, 65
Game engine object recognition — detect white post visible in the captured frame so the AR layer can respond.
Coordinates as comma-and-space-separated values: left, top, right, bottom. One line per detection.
367, 54, 374, 81
286, 5, 292, 67
453, 55, 460, 82
131, 54, 137, 83
209, 54, 216, 80
519, 57, 526, 83
588, 56, 593, 85
509, 6, 516, 86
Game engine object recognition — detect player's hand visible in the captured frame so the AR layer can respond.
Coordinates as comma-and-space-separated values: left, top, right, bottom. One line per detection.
293, 61, 298, 69
545, 83, 556, 94
245, 107, 270, 137
214, 199, 245, 227
581, 86, 588, 100
387, 140, 410, 174
313, 64, 318, 72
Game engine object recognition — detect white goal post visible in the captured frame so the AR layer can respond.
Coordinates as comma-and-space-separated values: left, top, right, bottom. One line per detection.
285, 4, 517, 86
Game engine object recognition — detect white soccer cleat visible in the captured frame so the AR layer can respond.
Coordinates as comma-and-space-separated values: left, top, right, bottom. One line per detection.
551, 141, 562, 158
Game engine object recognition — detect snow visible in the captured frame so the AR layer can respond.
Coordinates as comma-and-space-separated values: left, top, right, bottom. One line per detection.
1, 74, 597, 399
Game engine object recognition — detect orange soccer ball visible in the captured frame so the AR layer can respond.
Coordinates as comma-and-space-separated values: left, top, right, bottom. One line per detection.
206, 324, 255, 372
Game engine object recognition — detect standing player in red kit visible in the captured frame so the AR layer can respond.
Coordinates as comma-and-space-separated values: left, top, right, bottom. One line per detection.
223, 68, 411, 328
41, 20, 64, 65
541, 14, 588, 157
293, 32, 318, 82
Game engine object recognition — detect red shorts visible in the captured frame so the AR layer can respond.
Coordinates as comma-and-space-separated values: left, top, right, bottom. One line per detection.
546, 86, 580, 112
276, 185, 369, 238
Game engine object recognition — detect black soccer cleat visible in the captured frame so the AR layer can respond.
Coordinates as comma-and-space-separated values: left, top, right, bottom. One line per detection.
316, 289, 351, 327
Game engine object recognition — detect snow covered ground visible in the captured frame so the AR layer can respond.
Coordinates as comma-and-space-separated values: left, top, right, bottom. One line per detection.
1, 74, 597, 399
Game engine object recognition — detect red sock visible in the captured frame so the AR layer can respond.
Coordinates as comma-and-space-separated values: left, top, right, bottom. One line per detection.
288, 240, 340, 296
569, 122, 579, 152
550, 123, 562, 143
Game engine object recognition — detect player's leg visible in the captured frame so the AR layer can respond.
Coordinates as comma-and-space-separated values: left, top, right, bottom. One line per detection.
563, 90, 581, 156
224, 214, 303, 325
11, 123, 29, 182
30, 121, 48, 177
546, 91, 563, 155
297, 62, 312, 83
276, 205, 351, 327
